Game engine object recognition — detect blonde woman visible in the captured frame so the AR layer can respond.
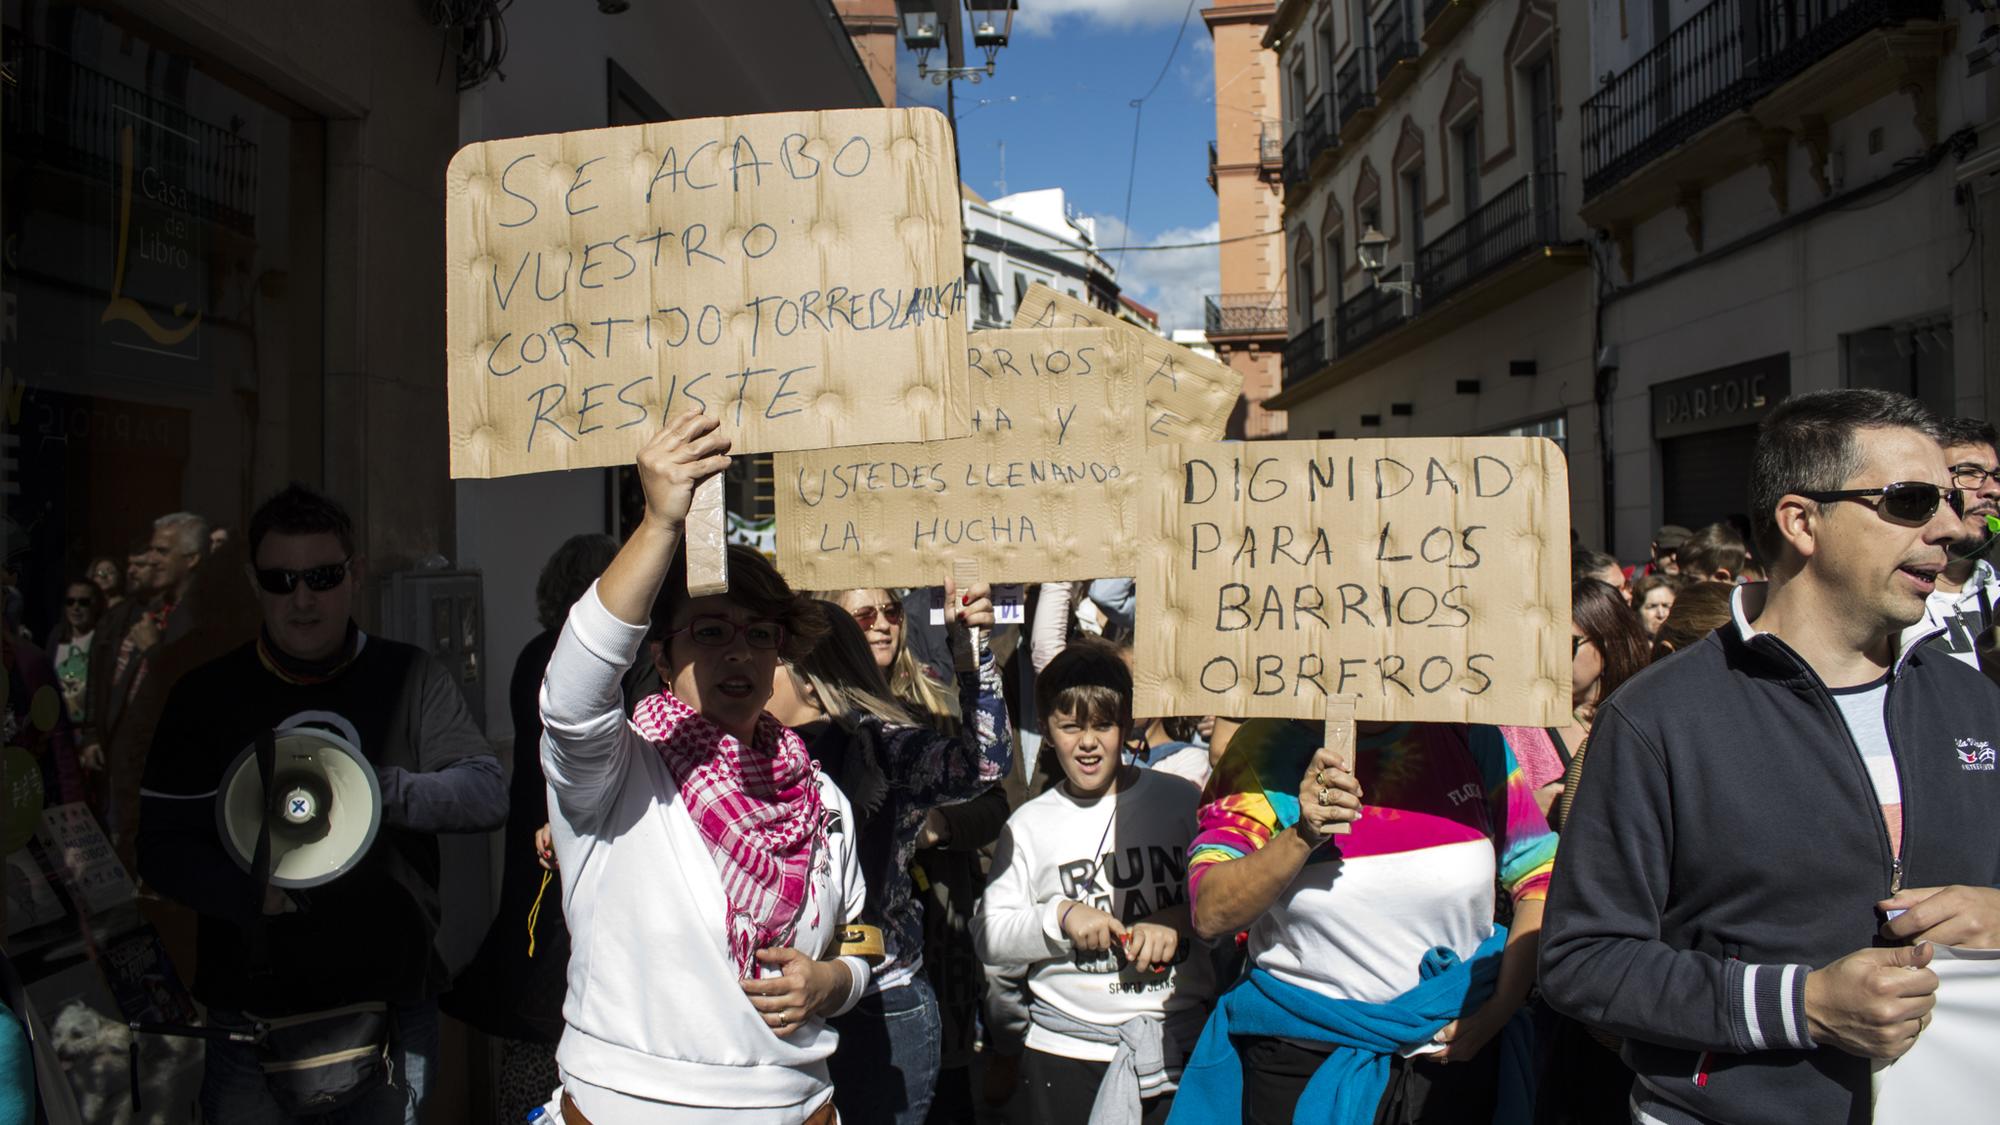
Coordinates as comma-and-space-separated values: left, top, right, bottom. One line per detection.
817, 588, 960, 729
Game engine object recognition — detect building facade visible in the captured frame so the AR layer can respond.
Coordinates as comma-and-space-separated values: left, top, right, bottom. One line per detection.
1204, 0, 1293, 438
1261, 0, 1600, 535
1258, 0, 2000, 556
963, 185, 1120, 329
1582, 0, 1996, 559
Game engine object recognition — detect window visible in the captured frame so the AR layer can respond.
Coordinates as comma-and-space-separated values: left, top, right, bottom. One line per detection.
1455, 122, 1480, 213
1291, 62, 1309, 128
1295, 246, 1316, 313
1527, 58, 1556, 179
1317, 19, 1336, 92
1326, 228, 1344, 301
1404, 167, 1425, 252
1490, 414, 1568, 452
1014, 271, 1032, 308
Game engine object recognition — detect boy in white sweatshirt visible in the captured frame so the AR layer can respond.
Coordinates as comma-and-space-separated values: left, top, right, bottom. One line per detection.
974, 640, 1214, 1125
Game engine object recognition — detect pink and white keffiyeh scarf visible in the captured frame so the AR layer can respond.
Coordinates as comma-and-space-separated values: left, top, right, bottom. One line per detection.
634, 691, 826, 979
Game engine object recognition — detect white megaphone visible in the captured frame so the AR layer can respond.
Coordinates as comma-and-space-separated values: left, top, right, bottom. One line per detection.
215, 727, 383, 889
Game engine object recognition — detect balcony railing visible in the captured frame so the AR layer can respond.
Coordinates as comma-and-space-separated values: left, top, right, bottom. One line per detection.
5, 44, 259, 234
1206, 292, 1289, 336
1283, 131, 1311, 187
1335, 285, 1407, 357
1424, 0, 1455, 26
1336, 52, 1374, 132
1259, 127, 1284, 165
1283, 319, 1327, 383
1207, 140, 1219, 190
1333, 172, 1563, 357
1582, 0, 1940, 197
1303, 93, 1336, 161
1416, 173, 1561, 304
1373, 3, 1418, 85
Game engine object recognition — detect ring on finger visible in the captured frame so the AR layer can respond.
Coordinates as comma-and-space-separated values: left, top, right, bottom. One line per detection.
1316, 785, 1330, 806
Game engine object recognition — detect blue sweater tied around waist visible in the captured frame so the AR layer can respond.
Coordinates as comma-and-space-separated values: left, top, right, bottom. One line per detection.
1167, 927, 1532, 1125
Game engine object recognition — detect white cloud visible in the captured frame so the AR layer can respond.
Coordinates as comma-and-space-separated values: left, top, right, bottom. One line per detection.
1014, 0, 1200, 36
1089, 214, 1220, 334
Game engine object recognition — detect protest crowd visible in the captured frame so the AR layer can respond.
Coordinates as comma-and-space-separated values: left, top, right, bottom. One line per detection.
5, 382, 1997, 1125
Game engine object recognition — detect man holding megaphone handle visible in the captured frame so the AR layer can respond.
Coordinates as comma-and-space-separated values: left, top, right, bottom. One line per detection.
138, 483, 507, 1123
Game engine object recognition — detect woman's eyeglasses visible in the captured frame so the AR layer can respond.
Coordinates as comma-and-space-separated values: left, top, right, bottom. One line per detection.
849, 603, 904, 629
254, 560, 352, 595
1798, 482, 1964, 524
673, 615, 788, 650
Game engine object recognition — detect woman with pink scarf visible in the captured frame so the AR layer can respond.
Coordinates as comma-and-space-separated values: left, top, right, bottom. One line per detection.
539, 413, 867, 1124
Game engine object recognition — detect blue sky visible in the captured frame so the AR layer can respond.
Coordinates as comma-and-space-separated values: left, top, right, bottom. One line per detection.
895, 0, 1226, 332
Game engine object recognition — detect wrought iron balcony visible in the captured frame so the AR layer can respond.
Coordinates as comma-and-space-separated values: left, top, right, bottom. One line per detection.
1303, 93, 1336, 162
1335, 285, 1407, 357
1336, 52, 1374, 133
1283, 319, 1327, 384
1373, 2, 1418, 86
1260, 127, 1283, 166
1207, 140, 1219, 191
1582, 0, 1941, 198
1416, 173, 1561, 305
1283, 131, 1311, 187
1205, 292, 1289, 337
1333, 173, 1562, 357
5, 44, 259, 234
1424, 0, 1455, 27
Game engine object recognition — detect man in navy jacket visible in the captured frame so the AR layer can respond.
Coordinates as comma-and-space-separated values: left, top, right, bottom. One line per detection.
1542, 389, 2000, 1125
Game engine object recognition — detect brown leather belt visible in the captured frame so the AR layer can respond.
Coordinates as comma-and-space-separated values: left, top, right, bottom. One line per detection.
560, 1091, 837, 1124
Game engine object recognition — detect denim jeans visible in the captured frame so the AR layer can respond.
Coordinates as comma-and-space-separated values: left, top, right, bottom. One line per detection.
827, 974, 942, 1125
199, 1001, 439, 1124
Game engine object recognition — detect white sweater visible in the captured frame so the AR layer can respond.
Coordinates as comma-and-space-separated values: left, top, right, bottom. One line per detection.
973, 770, 1215, 1062
541, 585, 868, 1121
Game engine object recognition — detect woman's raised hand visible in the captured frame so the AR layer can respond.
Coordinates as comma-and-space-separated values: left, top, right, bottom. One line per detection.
636, 411, 732, 533
942, 578, 996, 631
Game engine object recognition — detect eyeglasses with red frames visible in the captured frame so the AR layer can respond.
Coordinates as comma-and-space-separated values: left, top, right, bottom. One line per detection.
671, 615, 788, 650
848, 603, 904, 629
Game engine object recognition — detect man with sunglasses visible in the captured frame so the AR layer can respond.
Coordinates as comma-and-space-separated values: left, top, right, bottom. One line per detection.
138, 483, 506, 1123
1898, 417, 2000, 666
1543, 389, 2000, 1125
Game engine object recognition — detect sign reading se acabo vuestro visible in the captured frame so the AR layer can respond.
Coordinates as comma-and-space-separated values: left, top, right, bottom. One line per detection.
445, 107, 970, 478
1133, 438, 1572, 727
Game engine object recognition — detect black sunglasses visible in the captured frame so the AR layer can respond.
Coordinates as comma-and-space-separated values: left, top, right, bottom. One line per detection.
63, 597, 93, 608
1798, 482, 1964, 524
254, 559, 352, 595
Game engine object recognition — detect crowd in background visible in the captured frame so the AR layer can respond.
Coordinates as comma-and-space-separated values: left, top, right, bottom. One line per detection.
6, 397, 1998, 1124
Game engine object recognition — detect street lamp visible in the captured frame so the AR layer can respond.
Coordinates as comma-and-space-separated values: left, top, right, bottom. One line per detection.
1356, 224, 1421, 314
897, 0, 1016, 85
897, 0, 942, 55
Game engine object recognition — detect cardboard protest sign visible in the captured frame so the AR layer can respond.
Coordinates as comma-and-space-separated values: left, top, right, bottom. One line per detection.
773, 328, 1144, 590
446, 107, 970, 478
1133, 438, 1571, 727
1012, 284, 1243, 443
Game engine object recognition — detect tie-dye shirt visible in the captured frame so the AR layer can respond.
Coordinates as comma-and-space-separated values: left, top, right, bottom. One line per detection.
1188, 720, 1557, 1003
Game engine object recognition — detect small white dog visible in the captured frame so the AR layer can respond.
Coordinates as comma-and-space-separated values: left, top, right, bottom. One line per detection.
48, 1001, 200, 1124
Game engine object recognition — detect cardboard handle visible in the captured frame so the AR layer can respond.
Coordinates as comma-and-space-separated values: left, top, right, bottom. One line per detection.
1321, 695, 1359, 836
950, 558, 982, 673
686, 475, 729, 597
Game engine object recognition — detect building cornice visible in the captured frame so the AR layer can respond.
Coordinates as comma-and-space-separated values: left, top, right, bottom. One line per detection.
1204, 1, 1280, 30
1262, 0, 1314, 49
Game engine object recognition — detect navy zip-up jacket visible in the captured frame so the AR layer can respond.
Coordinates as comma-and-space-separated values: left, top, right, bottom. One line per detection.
1540, 585, 2000, 1125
